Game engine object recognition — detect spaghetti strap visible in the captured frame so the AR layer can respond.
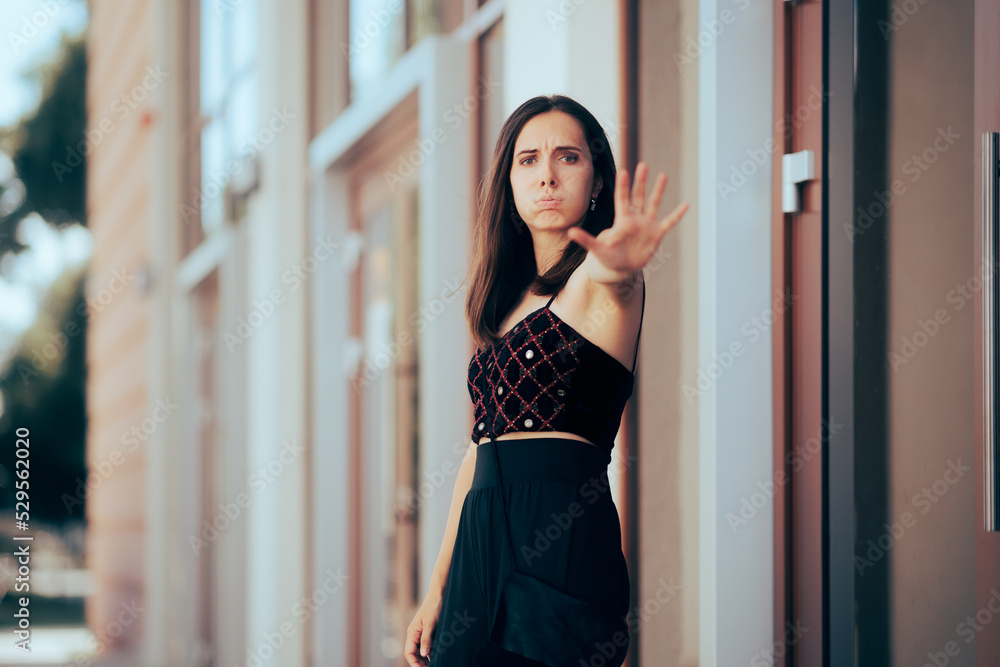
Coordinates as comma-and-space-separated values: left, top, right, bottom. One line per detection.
630, 278, 645, 374
545, 286, 560, 309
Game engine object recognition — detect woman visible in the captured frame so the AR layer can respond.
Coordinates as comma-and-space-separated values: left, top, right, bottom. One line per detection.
405, 94, 689, 667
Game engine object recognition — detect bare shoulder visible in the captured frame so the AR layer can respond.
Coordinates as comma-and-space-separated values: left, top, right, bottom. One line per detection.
554, 266, 644, 368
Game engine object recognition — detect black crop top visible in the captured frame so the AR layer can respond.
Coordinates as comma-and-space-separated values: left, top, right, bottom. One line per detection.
467, 278, 645, 452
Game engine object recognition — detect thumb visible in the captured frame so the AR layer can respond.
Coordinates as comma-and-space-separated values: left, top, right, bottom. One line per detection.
404, 622, 424, 663
567, 225, 599, 252
421, 617, 436, 657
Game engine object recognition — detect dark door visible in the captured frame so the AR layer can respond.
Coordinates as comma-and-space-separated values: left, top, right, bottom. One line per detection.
783, 0, 1000, 665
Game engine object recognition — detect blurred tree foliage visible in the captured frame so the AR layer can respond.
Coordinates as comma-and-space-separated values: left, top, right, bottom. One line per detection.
0, 265, 88, 522
0, 26, 89, 523
0, 32, 87, 258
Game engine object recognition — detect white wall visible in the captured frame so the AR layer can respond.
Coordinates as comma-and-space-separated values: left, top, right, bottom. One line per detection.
244, 0, 311, 664
503, 0, 620, 147
414, 35, 479, 595
698, 0, 776, 664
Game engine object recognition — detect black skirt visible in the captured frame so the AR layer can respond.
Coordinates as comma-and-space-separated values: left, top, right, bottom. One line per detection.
428, 437, 631, 667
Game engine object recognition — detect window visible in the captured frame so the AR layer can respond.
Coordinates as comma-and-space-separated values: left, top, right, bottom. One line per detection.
179, 0, 260, 257
350, 156, 421, 662
348, 0, 407, 100
477, 17, 504, 178
346, 0, 464, 101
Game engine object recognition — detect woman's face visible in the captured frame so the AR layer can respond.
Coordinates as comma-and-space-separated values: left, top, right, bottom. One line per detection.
509, 110, 601, 233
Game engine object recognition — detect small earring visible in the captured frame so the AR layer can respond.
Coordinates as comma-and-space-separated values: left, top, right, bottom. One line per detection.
590, 197, 597, 211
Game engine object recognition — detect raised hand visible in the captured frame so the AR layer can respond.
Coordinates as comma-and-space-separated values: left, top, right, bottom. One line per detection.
567, 162, 689, 275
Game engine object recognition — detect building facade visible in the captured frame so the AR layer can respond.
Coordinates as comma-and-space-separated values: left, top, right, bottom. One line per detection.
83, 0, 1000, 665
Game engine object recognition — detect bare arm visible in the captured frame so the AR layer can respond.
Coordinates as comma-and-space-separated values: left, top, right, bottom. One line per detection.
427, 440, 479, 598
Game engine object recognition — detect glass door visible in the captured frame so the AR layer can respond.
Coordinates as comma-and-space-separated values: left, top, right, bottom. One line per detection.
826, 0, 1000, 664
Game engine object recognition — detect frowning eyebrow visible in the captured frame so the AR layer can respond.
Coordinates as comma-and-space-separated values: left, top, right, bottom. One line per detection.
515, 145, 582, 157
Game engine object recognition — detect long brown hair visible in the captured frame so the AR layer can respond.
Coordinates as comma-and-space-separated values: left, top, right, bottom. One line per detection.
465, 94, 618, 352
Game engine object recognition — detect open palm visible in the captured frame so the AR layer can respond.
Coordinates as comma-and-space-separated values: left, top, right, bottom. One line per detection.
567, 162, 690, 273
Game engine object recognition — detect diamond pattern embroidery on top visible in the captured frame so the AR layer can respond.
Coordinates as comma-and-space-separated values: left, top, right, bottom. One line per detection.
469, 306, 587, 440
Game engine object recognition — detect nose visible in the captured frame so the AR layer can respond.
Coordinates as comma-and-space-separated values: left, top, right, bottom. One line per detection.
539, 156, 556, 187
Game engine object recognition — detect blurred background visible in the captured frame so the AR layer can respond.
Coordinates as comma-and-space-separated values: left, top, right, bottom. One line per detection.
0, 0, 997, 666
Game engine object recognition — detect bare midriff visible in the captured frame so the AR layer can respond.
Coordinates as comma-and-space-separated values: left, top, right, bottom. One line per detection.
478, 430, 600, 448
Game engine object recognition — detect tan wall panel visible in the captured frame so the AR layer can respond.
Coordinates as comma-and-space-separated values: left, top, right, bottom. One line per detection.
88, 0, 148, 97
84, 529, 146, 645
89, 298, 146, 365
88, 122, 151, 218
85, 0, 153, 651
85, 462, 148, 524
89, 343, 147, 423
88, 393, 153, 461
637, 0, 699, 665
89, 154, 148, 234
81, 424, 147, 477
87, 16, 151, 201
84, 268, 146, 337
